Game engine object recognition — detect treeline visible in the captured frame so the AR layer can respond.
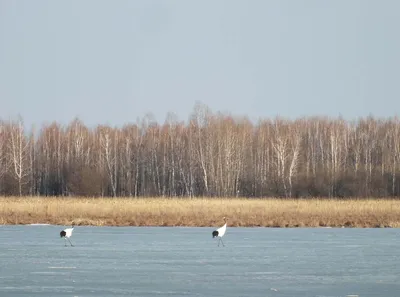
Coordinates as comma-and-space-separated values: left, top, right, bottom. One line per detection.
0, 104, 400, 198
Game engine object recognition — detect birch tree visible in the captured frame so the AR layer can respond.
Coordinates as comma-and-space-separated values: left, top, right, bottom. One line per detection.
8, 118, 30, 196
99, 126, 119, 197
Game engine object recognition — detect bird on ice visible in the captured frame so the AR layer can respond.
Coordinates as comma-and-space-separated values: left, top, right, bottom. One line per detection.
60, 224, 75, 247
212, 217, 227, 247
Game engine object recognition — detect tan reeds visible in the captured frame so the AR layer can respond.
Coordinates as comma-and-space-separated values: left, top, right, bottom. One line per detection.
0, 196, 400, 227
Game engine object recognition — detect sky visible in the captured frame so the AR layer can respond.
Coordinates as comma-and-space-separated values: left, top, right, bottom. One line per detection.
0, 0, 399, 127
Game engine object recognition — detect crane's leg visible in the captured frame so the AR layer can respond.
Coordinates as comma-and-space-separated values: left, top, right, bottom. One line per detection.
67, 238, 74, 247
220, 238, 225, 247
63, 238, 67, 247
217, 237, 221, 247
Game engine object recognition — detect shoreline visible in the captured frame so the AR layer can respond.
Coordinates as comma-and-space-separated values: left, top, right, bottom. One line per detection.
1, 197, 400, 228
1, 223, 395, 228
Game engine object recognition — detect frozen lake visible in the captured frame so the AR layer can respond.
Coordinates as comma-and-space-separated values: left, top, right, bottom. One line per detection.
0, 226, 399, 297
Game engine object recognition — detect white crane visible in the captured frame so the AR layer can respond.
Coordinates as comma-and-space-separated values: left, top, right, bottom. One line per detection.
60, 224, 75, 247
212, 217, 227, 247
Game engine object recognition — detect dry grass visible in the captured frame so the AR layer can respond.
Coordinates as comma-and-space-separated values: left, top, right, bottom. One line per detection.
1, 196, 400, 227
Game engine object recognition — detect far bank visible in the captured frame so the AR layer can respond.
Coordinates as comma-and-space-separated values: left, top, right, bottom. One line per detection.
0, 196, 399, 228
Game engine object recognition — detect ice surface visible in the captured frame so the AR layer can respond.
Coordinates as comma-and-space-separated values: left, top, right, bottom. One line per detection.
0, 225, 399, 296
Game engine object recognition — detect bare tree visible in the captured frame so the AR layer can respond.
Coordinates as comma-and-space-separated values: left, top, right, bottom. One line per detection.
191, 103, 211, 195
99, 127, 119, 197
0, 121, 10, 192
8, 118, 30, 196
288, 127, 301, 198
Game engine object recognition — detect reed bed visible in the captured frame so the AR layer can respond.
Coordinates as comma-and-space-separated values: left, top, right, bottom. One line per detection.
0, 196, 400, 227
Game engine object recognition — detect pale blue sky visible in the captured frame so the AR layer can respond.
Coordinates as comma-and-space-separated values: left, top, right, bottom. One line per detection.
0, 0, 399, 127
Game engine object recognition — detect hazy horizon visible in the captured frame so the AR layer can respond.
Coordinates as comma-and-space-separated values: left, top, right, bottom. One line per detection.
1, 1, 399, 127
